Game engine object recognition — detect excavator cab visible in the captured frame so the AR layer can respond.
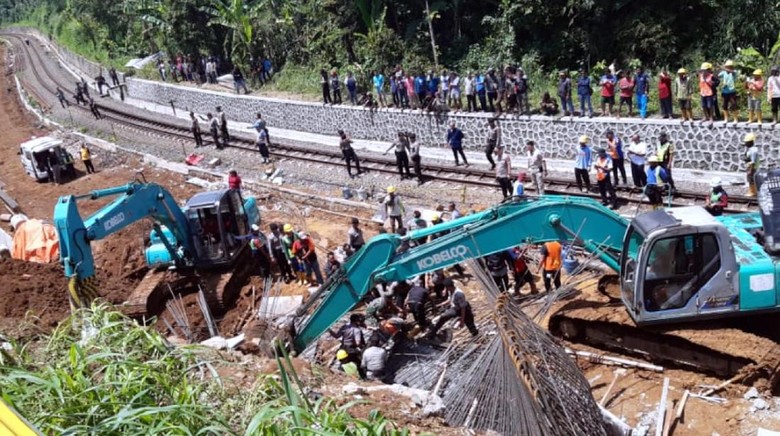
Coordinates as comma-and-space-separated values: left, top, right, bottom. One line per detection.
184, 189, 250, 267
620, 207, 740, 325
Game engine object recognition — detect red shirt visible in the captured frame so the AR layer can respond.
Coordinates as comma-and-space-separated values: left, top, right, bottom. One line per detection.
658, 74, 672, 99
619, 78, 634, 98
601, 79, 615, 97
228, 174, 242, 190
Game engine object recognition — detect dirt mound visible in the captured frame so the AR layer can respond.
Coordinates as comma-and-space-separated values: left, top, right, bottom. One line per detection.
0, 258, 136, 330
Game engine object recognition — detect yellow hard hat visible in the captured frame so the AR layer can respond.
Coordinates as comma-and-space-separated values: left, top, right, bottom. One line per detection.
386, 186, 396, 194
431, 213, 440, 221
753, 69, 763, 76
579, 135, 590, 144
700, 62, 712, 70
648, 155, 660, 163
283, 223, 293, 233
336, 349, 348, 360
724, 60, 735, 67
744, 133, 756, 142
677, 68, 687, 74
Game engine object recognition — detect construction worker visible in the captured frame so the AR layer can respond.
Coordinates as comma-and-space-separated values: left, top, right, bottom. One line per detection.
365, 293, 400, 327
383, 131, 411, 179
347, 217, 365, 252
404, 281, 430, 328
657, 133, 676, 194
336, 349, 361, 378
644, 156, 668, 209
484, 250, 513, 292
281, 224, 304, 285
704, 177, 729, 216
743, 133, 760, 197
593, 148, 618, 209
384, 186, 405, 232
537, 240, 562, 293
293, 232, 323, 286
427, 278, 479, 338
511, 246, 538, 295
699, 62, 716, 126
267, 223, 295, 283
746, 69, 765, 125
605, 130, 627, 186
80, 143, 95, 174
574, 135, 592, 193
361, 337, 388, 381
673, 68, 694, 124
329, 313, 365, 365
719, 60, 739, 125
249, 224, 271, 277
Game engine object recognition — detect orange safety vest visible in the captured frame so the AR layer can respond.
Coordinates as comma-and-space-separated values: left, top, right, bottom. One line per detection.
544, 241, 562, 270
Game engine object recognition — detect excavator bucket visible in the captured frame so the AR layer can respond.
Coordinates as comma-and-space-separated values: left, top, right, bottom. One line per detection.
0, 399, 39, 436
67, 275, 99, 311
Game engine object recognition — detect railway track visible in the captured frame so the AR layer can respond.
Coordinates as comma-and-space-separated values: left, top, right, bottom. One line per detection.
4, 32, 758, 212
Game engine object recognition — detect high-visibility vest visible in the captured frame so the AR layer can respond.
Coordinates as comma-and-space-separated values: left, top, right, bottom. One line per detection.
544, 241, 562, 270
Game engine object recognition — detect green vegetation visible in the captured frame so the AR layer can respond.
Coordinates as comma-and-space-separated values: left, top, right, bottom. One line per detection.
3, 0, 780, 107
0, 304, 406, 434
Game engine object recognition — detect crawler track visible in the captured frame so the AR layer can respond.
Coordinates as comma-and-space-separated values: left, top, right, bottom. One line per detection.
3, 32, 758, 212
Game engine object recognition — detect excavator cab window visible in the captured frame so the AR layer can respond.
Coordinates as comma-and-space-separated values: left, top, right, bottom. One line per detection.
620, 225, 644, 305
188, 207, 225, 260
644, 233, 720, 312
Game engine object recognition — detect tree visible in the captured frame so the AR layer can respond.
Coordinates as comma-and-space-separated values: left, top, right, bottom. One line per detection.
202, 0, 257, 66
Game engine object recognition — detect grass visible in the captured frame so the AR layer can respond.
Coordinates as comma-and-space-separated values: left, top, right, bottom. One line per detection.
0, 304, 407, 435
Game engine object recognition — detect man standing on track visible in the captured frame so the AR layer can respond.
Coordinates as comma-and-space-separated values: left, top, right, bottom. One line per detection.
55, 87, 69, 108
743, 133, 760, 197
216, 106, 230, 143
88, 97, 102, 120
574, 135, 592, 193
202, 113, 222, 149
189, 112, 203, 147
446, 121, 469, 167
526, 140, 546, 194
409, 133, 423, 184
384, 131, 412, 179
384, 186, 405, 232
494, 145, 512, 198
338, 129, 362, 178
485, 118, 500, 170
593, 148, 618, 209
538, 240, 562, 293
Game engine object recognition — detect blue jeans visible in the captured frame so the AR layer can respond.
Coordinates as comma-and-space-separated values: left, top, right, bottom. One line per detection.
560, 95, 575, 114
578, 93, 592, 115
637, 94, 648, 118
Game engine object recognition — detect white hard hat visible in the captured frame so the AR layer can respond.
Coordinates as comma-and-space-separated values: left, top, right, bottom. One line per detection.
710, 177, 722, 188
251, 224, 260, 232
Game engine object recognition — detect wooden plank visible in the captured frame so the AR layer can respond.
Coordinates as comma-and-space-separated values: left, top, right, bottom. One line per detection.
0, 189, 20, 213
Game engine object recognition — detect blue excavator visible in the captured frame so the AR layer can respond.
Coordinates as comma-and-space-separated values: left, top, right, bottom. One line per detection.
53, 175, 259, 315
292, 172, 780, 382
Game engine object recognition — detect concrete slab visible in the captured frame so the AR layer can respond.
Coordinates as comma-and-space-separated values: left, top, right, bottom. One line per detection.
257, 295, 303, 319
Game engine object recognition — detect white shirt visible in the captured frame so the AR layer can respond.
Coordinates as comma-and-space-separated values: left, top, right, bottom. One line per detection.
495, 153, 512, 178
527, 149, 544, 172
384, 195, 404, 217
627, 141, 647, 166
464, 77, 474, 95
768, 76, 780, 98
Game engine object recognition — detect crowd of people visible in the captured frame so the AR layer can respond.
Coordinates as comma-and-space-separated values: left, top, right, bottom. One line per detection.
156, 55, 274, 93
316, 63, 780, 124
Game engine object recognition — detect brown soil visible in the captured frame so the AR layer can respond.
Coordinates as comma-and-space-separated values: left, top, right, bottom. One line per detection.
0, 258, 129, 329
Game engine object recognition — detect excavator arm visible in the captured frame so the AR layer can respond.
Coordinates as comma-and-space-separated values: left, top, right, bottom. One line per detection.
54, 179, 194, 308
292, 196, 631, 351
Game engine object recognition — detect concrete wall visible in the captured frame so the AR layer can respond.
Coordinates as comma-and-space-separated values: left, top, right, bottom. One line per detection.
126, 79, 780, 173
9, 28, 778, 173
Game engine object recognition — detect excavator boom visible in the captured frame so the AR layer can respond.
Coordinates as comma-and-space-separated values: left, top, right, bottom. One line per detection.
293, 196, 630, 351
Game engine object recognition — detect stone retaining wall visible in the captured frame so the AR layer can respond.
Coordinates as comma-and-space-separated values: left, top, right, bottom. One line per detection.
126, 79, 779, 173
8, 28, 778, 173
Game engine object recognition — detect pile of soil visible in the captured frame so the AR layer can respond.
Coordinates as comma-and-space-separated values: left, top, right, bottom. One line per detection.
0, 258, 137, 330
